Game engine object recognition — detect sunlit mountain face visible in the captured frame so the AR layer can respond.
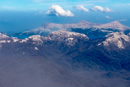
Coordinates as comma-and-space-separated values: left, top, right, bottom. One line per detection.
0, 0, 130, 87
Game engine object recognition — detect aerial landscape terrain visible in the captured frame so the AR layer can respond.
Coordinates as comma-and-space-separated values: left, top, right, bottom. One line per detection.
0, 0, 130, 87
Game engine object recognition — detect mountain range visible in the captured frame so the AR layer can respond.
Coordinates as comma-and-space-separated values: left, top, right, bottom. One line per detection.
1, 30, 130, 70
12, 21, 130, 39
0, 21, 130, 87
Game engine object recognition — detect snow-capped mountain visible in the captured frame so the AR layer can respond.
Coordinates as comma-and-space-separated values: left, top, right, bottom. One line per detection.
95, 21, 130, 31
2, 30, 130, 53
46, 30, 89, 46
12, 21, 130, 39
0, 31, 88, 48
2, 30, 130, 51
0, 33, 9, 39
0, 33, 19, 43
71, 21, 130, 39
36, 21, 99, 31
21, 21, 99, 35
1, 31, 130, 71
25, 21, 130, 33
98, 32, 130, 49
12, 21, 99, 38
1, 30, 130, 87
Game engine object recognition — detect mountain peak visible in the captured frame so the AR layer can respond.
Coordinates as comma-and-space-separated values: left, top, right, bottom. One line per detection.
46, 30, 89, 46
95, 21, 130, 31
101, 32, 130, 49
110, 21, 121, 24
49, 30, 88, 39
108, 21, 123, 26
29, 35, 43, 41
0, 33, 9, 39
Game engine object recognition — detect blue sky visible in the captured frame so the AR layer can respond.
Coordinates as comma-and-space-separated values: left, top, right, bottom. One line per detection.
0, 0, 130, 32
0, 0, 129, 11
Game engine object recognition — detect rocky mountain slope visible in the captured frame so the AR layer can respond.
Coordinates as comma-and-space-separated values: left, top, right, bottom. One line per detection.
0, 30, 130, 87
1, 30, 130, 70
95, 21, 130, 31
12, 21, 130, 39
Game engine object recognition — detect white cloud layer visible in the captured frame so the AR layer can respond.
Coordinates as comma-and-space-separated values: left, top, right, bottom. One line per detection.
75, 5, 89, 12
1, 6, 16, 10
105, 16, 112, 19
33, 0, 43, 2
46, 5, 74, 17
33, 0, 60, 2
91, 6, 112, 13
117, 19, 127, 22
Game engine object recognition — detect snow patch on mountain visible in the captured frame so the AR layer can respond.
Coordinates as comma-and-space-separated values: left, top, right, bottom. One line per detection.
19, 38, 28, 43
27, 35, 44, 45
0, 31, 89, 47
22, 21, 100, 35
18, 30, 89, 46
0, 40, 11, 43
65, 21, 99, 29
0, 33, 19, 44
19, 21, 130, 38
0, 33, 9, 39
0, 33, 19, 49
46, 30, 89, 46
29, 35, 43, 41
100, 32, 130, 49
95, 21, 130, 31
34, 47, 39, 50
48, 30, 88, 40
12, 37, 19, 42
18, 35, 44, 44
24, 27, 51, 34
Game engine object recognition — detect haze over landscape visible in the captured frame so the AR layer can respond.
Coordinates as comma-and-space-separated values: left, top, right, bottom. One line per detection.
0, 0, 130, 87
0, 0, 130, 32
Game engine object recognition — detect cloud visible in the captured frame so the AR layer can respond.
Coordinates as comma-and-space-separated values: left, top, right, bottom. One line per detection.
114, 3, 130, 7
91, 6, 112, 13
117, 19, 127, 22
33, 0, 43, 2
32, 0, 67, 2
105, 16, 112, 19
46, 5, 74, 17
1, 6, 16, 10
32, 0, 60, 2
75, 5, 89, 12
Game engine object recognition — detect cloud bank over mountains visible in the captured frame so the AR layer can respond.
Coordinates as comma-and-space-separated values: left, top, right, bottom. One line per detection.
46, 5, 113, 17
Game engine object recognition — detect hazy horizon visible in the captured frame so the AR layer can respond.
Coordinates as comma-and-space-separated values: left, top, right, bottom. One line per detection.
0, 1, 130, 87
0, 0, 130, 32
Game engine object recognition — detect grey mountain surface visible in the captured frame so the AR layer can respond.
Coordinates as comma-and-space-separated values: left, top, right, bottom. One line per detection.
95, 21, 130, 31
13, 21, 130, 39
27, 21, 130, 33
0, 30, 130, 87
1, 30, 130, 70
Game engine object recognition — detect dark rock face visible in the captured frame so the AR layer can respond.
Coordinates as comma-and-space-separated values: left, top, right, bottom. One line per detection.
0, 31, 130, 87
1, 31, 130, 71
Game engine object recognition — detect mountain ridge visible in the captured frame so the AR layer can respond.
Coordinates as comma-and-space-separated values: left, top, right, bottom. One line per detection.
26, 21, 130, 32
0, 30, 130, 72
95, 21, 130, 30
11, 21, 130, 39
